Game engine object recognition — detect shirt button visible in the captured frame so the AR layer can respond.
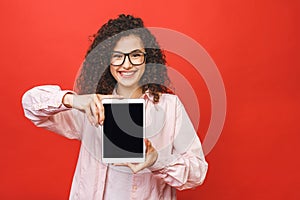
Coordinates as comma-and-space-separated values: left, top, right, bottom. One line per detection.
132, 185, 137, 191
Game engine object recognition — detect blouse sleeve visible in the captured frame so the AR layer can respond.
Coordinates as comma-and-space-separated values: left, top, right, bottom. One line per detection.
21, 85, 84, 140
149, 96, 208, 190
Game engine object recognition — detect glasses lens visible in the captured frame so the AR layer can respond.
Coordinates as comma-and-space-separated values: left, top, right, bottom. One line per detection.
129, 51, 145, 65
111, 53, 125, 66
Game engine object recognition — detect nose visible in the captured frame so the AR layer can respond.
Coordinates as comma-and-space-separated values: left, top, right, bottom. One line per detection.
122, 55, 133, 69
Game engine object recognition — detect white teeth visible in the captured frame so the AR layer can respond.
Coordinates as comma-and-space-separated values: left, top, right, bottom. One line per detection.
120, 71, 135, 76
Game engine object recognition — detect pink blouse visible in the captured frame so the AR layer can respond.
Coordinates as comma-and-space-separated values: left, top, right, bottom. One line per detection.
22, 85, 208, 200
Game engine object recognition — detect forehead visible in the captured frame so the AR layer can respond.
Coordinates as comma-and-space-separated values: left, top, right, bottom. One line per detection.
113, 35, 144, 53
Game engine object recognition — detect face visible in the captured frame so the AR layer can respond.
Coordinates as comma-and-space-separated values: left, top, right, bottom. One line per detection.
110, 35, 146, 90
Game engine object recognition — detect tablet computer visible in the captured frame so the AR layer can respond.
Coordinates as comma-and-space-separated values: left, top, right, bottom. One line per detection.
101, 98, 145, 163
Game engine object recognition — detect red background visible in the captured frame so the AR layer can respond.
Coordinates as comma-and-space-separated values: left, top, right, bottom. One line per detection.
1, 0, 299, 199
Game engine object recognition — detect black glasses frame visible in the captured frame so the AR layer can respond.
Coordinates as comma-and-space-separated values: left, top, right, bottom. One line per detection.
110, 49, 146, 66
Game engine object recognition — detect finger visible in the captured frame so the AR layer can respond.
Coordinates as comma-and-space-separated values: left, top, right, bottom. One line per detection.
94, 95, 104, 125
98, 103, 105, 125
144, 139, 152, 153
127, 163, 145, 174
95, 94, 123, 124
90, 103, 99, 126
85, 107, 96, 126
113, 163, 128, 167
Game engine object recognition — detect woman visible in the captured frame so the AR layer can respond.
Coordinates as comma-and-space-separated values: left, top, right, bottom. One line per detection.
22, 14, 208, 200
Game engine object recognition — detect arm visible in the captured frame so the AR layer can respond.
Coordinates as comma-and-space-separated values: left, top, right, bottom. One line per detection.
149, 96, 208, 190
22, 85, 83, 140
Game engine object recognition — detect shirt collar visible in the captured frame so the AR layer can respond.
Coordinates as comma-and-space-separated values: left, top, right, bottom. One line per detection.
142, 90, 154, 102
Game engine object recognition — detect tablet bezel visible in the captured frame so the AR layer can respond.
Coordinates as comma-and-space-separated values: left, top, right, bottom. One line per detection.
101, 98, 145, 164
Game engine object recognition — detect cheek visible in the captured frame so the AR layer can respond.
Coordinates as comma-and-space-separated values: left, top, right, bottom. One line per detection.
139, 65, 146, 76
110, 66, 118, 79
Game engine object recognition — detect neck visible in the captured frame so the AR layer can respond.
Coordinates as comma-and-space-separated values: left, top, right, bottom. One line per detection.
116, 84, 143, 98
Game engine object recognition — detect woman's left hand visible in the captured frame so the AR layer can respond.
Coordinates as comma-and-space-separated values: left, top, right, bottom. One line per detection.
114, 139, 158, 173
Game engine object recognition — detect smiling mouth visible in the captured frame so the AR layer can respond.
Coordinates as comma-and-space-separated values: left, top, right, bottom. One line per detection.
118, 71, 137, 78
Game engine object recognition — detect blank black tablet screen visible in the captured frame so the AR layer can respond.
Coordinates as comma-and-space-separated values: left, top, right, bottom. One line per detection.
103, 103, 143, 158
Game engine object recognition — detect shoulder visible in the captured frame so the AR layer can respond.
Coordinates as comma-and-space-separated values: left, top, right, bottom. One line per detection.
158, 93, 182, 107
160, 93, 178, 100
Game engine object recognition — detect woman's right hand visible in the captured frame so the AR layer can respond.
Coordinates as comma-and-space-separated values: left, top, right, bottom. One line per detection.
62, 93, 122, 126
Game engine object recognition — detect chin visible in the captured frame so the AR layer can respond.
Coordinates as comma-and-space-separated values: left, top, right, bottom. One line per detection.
118, 81, 139, 88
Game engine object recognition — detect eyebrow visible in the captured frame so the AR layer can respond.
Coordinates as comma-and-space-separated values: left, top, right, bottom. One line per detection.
111, 49, 145, 54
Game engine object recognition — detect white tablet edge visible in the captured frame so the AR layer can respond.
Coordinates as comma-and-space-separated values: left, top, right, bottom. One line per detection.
101, 98, 145, 164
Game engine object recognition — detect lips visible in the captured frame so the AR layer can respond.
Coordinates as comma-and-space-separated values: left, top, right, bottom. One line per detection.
118, 70, 137, 78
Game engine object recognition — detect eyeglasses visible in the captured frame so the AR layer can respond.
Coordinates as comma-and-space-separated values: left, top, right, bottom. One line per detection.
110, 49, 146, 66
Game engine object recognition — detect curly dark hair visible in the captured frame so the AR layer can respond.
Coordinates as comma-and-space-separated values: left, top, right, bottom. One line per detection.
75, 14, 173, 103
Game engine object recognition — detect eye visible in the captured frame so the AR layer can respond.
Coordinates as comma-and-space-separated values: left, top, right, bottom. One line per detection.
130, 50, 144, 58
112, 53, 123, 59
131, 53, 143, 58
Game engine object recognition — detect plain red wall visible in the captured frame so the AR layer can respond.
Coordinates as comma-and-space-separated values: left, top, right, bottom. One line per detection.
0, 0, 299, 199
